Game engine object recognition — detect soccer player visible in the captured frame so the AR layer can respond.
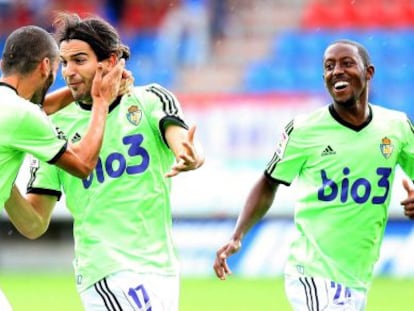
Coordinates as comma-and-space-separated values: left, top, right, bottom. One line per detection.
0, 25, 125, 310
5, 13, 204, 311
213, 39, 414, 310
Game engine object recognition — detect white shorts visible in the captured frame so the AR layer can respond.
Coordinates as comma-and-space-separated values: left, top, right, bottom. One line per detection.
285, 275, 367, 311
0, 289, 12, 311
80, 271, 179, 311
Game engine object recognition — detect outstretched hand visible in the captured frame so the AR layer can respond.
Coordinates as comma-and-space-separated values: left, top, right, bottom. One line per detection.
165, 125, 204, 178
213, 239, 241, 280
400, 178, 414, 220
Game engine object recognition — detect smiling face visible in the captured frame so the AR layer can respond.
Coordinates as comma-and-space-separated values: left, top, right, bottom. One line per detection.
323, 42, 374, 107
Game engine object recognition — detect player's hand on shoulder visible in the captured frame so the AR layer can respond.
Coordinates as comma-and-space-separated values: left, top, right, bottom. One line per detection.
400, 178, 414, 220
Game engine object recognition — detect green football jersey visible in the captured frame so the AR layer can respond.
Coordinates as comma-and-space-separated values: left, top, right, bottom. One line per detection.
28, 84, 188, 292
0, 84, 66, 208
265, 104, 414, 290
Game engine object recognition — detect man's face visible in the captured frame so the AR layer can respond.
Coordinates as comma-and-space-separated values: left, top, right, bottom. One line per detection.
323, 43, 371, 106
59, 39, 100, 102
31, 58, 59, 106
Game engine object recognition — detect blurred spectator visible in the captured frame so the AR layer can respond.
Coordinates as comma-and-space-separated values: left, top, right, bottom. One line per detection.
119, 0, 171, 36
51, 0, 103, 18
105, 0, 125, 25
210, 0, 229, 41
155, 0, 211, 69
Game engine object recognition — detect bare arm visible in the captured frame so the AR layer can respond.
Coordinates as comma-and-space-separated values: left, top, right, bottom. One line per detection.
213, 174, 279, 280
43, 68, 133, 115
4, 185, 57, 239
164, 124, 205, 177
54, 59, 126, 178
43, 87, 74, 115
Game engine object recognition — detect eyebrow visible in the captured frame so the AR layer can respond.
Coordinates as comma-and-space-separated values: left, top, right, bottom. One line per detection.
60, 52, 89, 59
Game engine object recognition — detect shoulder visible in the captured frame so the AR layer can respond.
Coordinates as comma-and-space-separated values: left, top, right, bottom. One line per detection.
370, 104, 408, 122
48, 102, 81, 122
289, 105, 330, 132
132, 83, 176, 99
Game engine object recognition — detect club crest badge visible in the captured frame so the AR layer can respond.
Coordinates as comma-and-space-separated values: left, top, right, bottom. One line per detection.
380, 137, 393, 159
126, 105, 142, 126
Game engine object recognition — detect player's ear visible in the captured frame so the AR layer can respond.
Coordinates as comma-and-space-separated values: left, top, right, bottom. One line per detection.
366, 64, 375, 80
39, 57, 51, 77
100, 54, 118, 73
106, 54, 118, 68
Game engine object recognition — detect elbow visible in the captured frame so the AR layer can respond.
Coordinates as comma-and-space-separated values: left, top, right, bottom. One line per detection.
73, 169, 91, 179
71, 162, 95, 179
21, 227, 47, 240
19, 222, 50, 240
24, 232, 43, 240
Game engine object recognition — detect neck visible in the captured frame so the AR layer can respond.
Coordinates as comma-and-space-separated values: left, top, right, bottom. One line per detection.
0, 76, 33, 99
332, 99, 370, 126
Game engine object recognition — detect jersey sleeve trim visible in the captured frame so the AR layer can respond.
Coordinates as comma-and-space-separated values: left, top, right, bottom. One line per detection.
46, 142, 68, 164
146, 85, 181, 117
264, 170, 291, 186
27, 187, 62, 200
159, 116, 189, 146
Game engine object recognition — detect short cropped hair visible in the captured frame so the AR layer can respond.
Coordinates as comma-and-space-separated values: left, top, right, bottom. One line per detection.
53, 12, 130, 61
1, 25, 58, 76
329, 39, 372, 68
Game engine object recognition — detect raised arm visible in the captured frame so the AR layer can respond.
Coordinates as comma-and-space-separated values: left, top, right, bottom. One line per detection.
54, 59, 125, 178
43, 87, 74, 115
43, 68, 133, 115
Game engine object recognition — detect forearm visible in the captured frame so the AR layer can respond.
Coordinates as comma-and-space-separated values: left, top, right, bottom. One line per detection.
232, 176, 278, 241
4, 186, 49, 239
166, 124, 205, 172
43, 87, 73, 115
69, 101, 108, 172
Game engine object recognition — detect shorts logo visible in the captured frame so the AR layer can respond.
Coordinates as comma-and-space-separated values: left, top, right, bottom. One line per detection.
29, 156, 40, 168
126, 105, 142, 126
380, 137, 393, 159
77, 274, 83, 285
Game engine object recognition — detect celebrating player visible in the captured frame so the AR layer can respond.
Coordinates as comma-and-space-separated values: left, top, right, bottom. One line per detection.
0, 24, 125, 310
213, 39, 414, 310
5, 12, 204, 311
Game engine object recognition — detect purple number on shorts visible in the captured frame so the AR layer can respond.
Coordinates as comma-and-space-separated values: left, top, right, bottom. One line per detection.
128, 284, 152, 311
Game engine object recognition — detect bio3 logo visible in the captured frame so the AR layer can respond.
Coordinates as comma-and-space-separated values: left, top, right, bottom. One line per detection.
318, 167, 392, 204
82, 133, 149, 189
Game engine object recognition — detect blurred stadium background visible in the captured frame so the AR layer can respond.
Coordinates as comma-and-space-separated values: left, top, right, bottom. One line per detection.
2, 0, 414, 310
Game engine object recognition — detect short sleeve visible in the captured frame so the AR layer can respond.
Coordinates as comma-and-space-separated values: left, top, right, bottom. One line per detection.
26, 156, 62, 199
12, 105, 67, 163
265, 119, 306, 185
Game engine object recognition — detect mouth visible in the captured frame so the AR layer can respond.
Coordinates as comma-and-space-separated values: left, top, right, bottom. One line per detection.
333, 81, 349, 91
331, 80, 351, 95
67, 80, 82, 88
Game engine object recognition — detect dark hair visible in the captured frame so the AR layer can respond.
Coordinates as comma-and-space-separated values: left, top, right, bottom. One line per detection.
330, 39, 371, 68
1, 25, 58, 76
53, 12, 130, 61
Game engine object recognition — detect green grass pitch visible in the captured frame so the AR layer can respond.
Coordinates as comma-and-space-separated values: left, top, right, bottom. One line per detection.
1, 273, 413, 310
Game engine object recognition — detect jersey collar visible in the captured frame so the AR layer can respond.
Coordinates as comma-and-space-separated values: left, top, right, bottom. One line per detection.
77, 95, 122, 114
329, 103, 373, 132
0, 81, 18, 95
